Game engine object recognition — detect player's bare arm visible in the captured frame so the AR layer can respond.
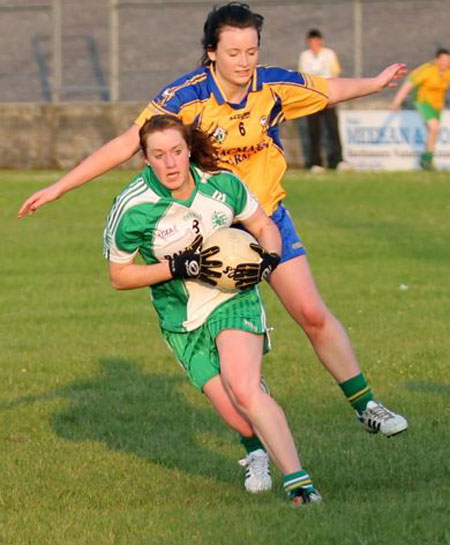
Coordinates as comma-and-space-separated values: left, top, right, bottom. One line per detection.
109, 236, 221, 290
18, 124, 140, 218
109, 259, 172, 290
328, 63, 407, 105
240, 206, 282, 256
390, 80, 414, 109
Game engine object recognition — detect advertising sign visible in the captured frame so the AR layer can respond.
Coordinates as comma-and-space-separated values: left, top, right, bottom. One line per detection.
340, 110, 450, 170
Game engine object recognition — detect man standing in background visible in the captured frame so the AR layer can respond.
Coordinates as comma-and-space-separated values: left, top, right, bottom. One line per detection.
298, 29, 347, 172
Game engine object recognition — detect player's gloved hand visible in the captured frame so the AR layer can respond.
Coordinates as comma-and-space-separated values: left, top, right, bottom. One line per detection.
234, 243, 281, 289
169, 235, 222, 286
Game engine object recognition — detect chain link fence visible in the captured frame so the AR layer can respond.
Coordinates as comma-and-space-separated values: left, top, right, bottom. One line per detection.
0, 0, 449, 103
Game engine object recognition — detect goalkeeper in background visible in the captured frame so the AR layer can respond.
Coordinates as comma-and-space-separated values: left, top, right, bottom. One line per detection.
390, 48, 450, 170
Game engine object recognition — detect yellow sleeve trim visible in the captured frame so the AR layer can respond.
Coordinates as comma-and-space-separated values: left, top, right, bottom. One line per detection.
305, 74, 329, 98
135, 102, 173, 127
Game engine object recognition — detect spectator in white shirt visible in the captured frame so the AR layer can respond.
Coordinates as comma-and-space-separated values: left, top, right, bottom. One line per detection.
298, 29, 347, 171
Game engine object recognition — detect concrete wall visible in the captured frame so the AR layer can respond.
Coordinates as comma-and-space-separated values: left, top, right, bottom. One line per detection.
0, 99, 387, 170
0, 103, 144, 169
2, 0, 450, 103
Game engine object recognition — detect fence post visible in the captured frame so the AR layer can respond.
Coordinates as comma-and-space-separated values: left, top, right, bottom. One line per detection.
109, 0, 120, 102
353, 0, 363, 77
51, 0, 62, 102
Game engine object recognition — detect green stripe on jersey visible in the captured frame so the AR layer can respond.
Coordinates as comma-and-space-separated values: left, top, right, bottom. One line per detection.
104, 164, 259, 332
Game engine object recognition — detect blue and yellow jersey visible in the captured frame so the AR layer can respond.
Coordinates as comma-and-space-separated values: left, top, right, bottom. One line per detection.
409, 62, 450, 110
135, 65, 329, 214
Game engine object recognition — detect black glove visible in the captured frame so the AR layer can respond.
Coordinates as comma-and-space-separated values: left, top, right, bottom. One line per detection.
169, 235, 222, 286
234, 243, 281, 289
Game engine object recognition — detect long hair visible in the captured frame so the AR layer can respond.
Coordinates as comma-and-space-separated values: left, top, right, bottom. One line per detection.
139, 114, 221, 173
200, 2, 264, 66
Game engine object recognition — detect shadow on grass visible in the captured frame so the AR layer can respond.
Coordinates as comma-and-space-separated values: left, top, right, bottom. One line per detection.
6, 358, 238, 485
404, 380, 450, 396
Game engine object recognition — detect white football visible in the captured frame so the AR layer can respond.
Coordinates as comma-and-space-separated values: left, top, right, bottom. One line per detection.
204, 227, 261, 292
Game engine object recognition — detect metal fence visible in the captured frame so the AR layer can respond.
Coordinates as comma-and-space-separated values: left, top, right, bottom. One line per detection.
0, 0, 449, 103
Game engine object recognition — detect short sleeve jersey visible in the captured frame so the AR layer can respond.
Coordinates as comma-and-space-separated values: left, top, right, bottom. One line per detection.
298, 48, 341, 78
409, 62, 450, 110
135, 65, 329, 215
103, 165, 258, 332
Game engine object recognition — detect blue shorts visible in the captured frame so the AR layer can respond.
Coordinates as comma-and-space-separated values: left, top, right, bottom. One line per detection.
270, 203, 306, 263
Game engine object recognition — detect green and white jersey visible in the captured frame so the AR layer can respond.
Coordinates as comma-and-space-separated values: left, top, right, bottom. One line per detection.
103, 164, 259, 332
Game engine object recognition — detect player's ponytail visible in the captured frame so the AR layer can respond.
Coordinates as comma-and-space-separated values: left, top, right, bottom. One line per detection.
188, 126, 222, 172
139, 115, 221, 173
200, 2, 264, 66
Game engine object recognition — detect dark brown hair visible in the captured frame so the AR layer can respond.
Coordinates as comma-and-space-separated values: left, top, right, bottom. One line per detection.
139, 114, 221, 173
435, 48, 450, 57
200, 2, 264, 66
307, 29, 323, 39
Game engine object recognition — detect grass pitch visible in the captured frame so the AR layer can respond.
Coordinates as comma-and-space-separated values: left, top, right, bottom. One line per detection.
1, 169, 449, 545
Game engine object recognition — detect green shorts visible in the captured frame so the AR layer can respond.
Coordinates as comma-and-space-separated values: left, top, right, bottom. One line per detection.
415, 101, 441, 121
162, 288, 271, 391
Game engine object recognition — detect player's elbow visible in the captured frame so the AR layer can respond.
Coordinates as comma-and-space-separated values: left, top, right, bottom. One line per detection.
108, 261, 133, 290
109, 271, 127, 290
110, 277, 123, 290
116, 124, 141, 158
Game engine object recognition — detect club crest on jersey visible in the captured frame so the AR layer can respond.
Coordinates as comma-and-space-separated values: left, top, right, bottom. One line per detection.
211, 126, 228, 144
212, 210, 228, 227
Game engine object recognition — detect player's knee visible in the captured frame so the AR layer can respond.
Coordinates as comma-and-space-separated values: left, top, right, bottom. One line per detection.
428, 120, 440, 134
227, 379, 260, 414
297, 301, 328, 332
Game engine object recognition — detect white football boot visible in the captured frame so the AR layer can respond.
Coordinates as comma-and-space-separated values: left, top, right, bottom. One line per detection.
357, 400, 408, 437
238, 448, 272, 492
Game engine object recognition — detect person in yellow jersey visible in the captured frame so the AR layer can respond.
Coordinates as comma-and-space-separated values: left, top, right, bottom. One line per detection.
390, 48, 450, 170
19, 2, 408, 492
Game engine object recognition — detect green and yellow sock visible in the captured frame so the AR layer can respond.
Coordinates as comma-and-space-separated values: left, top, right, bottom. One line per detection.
240, 435, 265, 454
420, 151, 433, 169
339, 373, 374, 414
283, 470, 315, 498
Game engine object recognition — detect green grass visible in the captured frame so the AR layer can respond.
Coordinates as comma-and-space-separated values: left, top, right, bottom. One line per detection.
1, 170, 449, 545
